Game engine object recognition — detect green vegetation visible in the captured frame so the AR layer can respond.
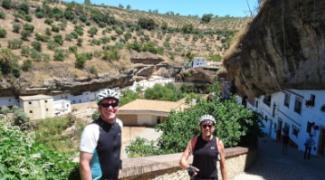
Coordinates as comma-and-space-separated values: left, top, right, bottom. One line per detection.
34, 115, 85, 153
0, 121, 76, 179
0, 28, 6, 38
120, 89, 140, 106
127, 96, 261, 156
0, 48, 20, 77
201, 14, 213, 23
138, 17, 157, 30
144, 83, 184, 101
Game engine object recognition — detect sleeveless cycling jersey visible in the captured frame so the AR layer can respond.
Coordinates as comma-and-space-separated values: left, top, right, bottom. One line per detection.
80, 118, 123, 179
192, 135, 219, 179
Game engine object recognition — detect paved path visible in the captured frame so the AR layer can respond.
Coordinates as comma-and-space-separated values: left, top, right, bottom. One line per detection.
233, 137, 325, 180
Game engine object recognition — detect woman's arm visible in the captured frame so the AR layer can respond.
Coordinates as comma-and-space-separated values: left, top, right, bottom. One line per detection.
179, 140, 192, 169
217, 139, 228, 180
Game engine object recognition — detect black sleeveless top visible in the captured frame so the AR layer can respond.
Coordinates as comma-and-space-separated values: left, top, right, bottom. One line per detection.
94, 118, 122, 179
192, 135, 219, 179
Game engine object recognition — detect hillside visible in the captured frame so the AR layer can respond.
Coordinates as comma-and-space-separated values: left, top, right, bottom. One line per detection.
0, 0, 249, 96
224, 0, 325, 98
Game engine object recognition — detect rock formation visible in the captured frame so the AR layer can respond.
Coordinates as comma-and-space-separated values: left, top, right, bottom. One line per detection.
223, 0, 325, 98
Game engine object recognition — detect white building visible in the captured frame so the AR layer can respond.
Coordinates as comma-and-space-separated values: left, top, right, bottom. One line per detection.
238, 90, 325, 156
128, 76, 175, 92
190, 57, 207, 68
0, 96, 19, 109
19, 95, 55, 120
53, 91, 96, 104
54, 99, 71, 116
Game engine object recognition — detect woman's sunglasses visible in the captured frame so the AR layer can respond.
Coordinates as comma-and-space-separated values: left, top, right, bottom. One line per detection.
201, 124, 213, 129
100, 102, 119, 108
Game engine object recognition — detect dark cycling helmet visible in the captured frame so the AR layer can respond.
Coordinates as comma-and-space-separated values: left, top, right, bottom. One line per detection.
97, 88, 121, 104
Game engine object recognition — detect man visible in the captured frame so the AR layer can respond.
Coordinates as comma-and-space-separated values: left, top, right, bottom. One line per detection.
80, 88, 123, 180
304, 134, 315, 160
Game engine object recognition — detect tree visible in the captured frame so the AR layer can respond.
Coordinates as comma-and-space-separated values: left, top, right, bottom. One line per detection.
138, 18, 156, 30
201, 14, 213, 23
84, 0, 91, 5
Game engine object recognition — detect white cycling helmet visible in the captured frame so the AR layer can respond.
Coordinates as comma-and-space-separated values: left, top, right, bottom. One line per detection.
96, 88, 121, 104
199, 114, 216, 124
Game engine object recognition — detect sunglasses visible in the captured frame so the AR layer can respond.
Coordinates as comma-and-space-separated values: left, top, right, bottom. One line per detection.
201, 124, 213, 129
100, 102, 118, 108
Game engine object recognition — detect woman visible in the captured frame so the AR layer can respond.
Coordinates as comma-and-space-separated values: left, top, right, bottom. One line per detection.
180, 114, 227, 180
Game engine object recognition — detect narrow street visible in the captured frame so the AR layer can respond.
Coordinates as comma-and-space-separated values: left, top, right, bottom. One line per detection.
233, 137, 325, 180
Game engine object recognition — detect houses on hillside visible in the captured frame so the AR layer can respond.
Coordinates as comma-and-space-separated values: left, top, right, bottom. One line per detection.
237, 90, 325, 156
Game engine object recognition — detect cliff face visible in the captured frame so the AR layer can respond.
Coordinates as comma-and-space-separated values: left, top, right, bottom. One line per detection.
223, 0, 325, 98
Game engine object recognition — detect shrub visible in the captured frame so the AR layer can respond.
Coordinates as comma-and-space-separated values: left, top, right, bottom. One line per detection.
0, 10, 5, 19
12, 23, 21, 33
21, 46, 30, 57
45, 27, 52, 36
0, 122, 76, 179
64, 8, 75, 20
50, 7, 64, 20
77, 38, 83, 47
75, 53, 88, 69
47, 40, 59, 50
88, 26, 98, 37
22, 59, 32, 71
18, 2, 29, 14
8, 39, 23, 49
89, 65, 97, 75
30, 48, 42, 61
35, 7, 45, 18
209, 54, 222, 62
182, 24, 194, 34
126, 138, 162, 158
35, 33, 49, 42
127, 41, 141, 52
51, 25, 60, 32
120, 89, 139, 106
44, 18, 53, 25
0, 28, 7, 38
20, 30, 31, 41
102, 49, 119, 61
53, 34, 63, 45
201, 14, 213, 23
138, 17, 156, 30
68, 46, 78, 54
23, 23, 34, 33
74, 25, 84, 36
144, 83, 184, 101
1, 0, 11, 9
54, 49, 65, 61
32, 41, 42, 52
0, 48, 19, 76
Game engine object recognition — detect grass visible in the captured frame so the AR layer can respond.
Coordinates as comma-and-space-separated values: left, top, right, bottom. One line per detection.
34, 115, 86, 153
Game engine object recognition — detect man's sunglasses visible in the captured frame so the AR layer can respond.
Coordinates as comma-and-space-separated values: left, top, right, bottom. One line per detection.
100, 102, 119, 108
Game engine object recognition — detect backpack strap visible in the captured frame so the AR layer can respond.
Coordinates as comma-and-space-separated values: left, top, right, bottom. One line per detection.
190, 136, 198, 154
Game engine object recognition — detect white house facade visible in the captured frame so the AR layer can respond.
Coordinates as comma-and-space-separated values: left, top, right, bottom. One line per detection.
0, 96, 19, 109
53, 99, 71, 116
237, 89, 325, 156
190, 57, 207, 68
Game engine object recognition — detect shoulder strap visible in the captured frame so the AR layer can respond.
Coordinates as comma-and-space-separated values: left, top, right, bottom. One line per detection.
190, 136, 198, 153
216, 137, 219, 152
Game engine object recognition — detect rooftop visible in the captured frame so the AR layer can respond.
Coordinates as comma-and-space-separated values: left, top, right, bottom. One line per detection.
19, 94, 53, 101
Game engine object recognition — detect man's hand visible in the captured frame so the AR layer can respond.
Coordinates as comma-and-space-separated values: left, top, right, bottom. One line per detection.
187, 165, 199, 177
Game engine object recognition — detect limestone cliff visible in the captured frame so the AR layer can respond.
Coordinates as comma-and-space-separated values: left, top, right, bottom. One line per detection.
223, 0, 325, 98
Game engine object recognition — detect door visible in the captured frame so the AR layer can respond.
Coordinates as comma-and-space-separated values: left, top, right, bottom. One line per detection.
277, 119, 283, 142
317, 128, 325, 156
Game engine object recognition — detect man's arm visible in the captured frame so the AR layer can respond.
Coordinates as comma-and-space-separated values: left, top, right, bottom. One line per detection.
217, 139, 228, 180
80, 151, 93, 180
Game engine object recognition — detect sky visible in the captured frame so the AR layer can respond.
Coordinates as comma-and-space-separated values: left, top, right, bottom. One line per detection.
65, 0, 259, 17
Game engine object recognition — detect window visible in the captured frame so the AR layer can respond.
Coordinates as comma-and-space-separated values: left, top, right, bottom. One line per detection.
263, 95, 271, 106
255, 100, 259, 108
29, 101, 32, 105
45, 100, 48, 103
29, 110, 33, 113
46, 108, 48, 112
294, 97, 302, 114
284, 93, 290, 107
305, 94, 315, 107
292, 125, 299, 137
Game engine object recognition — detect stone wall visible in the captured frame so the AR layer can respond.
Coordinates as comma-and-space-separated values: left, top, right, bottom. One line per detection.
119, 147, 256, 180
